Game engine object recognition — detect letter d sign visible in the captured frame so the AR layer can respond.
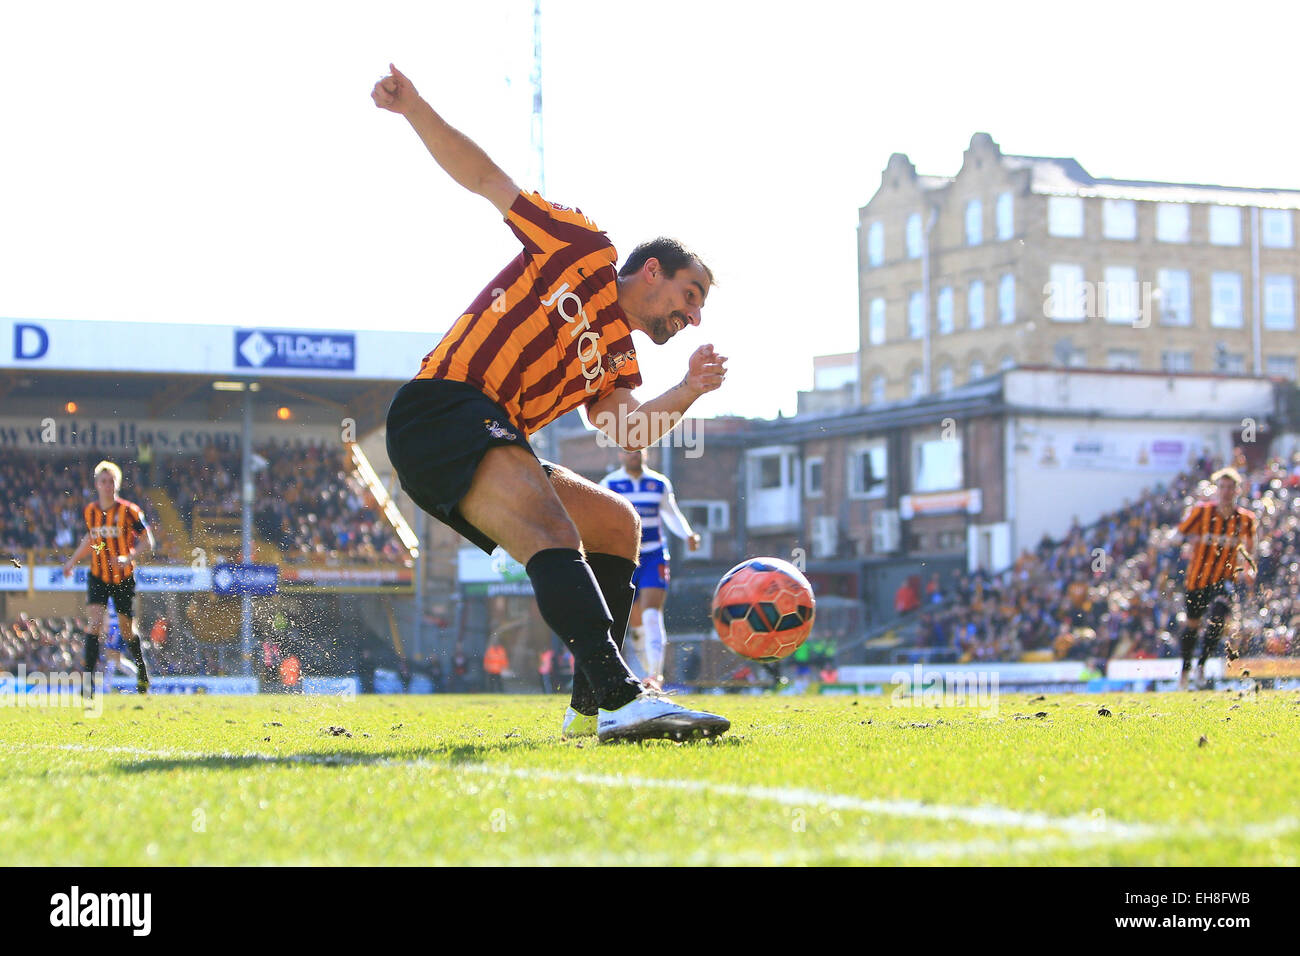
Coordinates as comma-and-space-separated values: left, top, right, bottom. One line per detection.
14, 323, 50, 360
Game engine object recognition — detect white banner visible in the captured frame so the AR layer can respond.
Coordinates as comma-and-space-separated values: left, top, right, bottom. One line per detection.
4, 317, 431, 381
1034, 434, 1190, 472
837, 662, 1093, 685
2, 565, 213, 592
1106, 658, 1224, 680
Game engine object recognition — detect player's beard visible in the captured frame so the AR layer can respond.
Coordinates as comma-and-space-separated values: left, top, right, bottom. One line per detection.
647, 311, 686, 345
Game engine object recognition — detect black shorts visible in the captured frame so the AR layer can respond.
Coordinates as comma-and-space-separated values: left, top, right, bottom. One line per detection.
386, 378, 554, 555
1185, 581, 1230, 621
87, 573, 136, 617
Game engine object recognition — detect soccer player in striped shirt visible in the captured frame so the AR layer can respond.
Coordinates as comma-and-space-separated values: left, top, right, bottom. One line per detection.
601, 449, 701, 690
62, 460, 155, 695
373, 65, 729, 742
1171, 468, 1257, 690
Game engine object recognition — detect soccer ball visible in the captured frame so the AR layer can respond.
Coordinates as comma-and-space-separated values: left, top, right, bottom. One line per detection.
711, 557, 815, 661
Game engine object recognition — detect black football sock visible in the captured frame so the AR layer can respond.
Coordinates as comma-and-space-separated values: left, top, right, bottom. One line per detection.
84, 632, 100, 672
526, 549, 640, 712
570, 552, 638, 716
1200, 614, 1226, 670
127, 634, 149, 683
1179, 625, 1198, 673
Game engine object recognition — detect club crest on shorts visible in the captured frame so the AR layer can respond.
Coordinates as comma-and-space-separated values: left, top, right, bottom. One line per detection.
483, 419, 518, 441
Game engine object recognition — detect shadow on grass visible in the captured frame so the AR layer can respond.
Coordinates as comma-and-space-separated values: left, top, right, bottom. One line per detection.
111, 733, 744, 774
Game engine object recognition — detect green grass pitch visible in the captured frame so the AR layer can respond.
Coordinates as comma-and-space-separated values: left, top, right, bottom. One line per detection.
2, 691, 1297, 866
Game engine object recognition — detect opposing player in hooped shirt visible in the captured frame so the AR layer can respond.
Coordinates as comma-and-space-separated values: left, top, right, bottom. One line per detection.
62, 460, 155, 695
374, 63, 731, 743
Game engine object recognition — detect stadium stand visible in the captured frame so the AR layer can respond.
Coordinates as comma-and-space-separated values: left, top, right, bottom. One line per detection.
1, 441, 404, 567
875, 454, 1300, 666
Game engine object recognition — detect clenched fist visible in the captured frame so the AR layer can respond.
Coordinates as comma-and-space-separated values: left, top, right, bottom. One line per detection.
371, 63, 419, 114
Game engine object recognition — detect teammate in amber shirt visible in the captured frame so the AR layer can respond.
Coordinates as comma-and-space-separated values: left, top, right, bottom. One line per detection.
62, 460, 155, 694
1171, 468, 1257, 690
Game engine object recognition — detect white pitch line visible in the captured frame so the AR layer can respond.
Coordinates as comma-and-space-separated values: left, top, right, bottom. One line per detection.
2, 741, 1165, 840
15, 743, 1299, 856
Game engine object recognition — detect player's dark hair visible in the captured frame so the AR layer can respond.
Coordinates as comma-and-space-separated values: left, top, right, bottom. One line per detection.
619, 238, 716, 286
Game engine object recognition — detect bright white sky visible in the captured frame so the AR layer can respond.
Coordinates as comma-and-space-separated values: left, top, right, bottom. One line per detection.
3, 0, 1299, 419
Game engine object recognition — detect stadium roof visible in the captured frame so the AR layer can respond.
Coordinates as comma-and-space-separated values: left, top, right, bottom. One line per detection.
2, 317, 436, 436
2, 317, 434, 380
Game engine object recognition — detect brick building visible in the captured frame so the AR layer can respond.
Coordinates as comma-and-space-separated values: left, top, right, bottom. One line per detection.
858, 133, 1300, 403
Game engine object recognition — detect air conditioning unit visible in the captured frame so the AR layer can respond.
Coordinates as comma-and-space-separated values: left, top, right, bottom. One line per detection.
871, 509, 901, 554
811, 516, 839, 558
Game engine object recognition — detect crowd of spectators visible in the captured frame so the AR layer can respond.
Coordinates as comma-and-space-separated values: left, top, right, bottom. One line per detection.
250, 441, 405, 565
0, 612, 231, 679
0, 454, 164, 563
902, 452, 1300, 666
1, 440, 405, 567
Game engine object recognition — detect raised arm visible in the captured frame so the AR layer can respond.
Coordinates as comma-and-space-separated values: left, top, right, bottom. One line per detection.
587, 344, 727, 451
371, 63, 520, 217
660, 491, 701, 552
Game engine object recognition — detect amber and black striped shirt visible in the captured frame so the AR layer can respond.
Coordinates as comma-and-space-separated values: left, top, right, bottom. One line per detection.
415, 191, 642, 435
1176, 502, 1256, 591
83, 498, 147, 584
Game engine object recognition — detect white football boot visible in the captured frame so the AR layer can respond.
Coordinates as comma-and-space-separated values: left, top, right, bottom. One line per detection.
597, 687, 730, 743
560, 706, 598, 739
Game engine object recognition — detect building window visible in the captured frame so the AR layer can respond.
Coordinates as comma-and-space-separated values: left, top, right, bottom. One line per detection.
804, 457, 824, 498
1047, 263, 1086, 321
1215, 348, 1246, 375
1161, 350, 1193, 373
871, 375, 886, 405
1262, 209, 1294, 248
849, 442, 888, 499
1156, 203, 1189, 242
1107, 349, 1140, 370
965, 199, 983, 246
906, 213, 923, 258
1210, 272, 1243, 328
1103, 265, 1140, 324
969, 360, 985, 381
968, 279, 985, 330
1156, 269, 1192, 326
1264, 275, 1296, 330
867, 221, 884, 266
869, 297, 887, 345
996, 192, 1013, 240
908, 291, 924, 339
913, 434, 963, 492
937, 287, 954, 335
909, 368, 925, 398
1102, 199, 1137, 240
1209, 205, 1242, 246
938, 364, 954, 392
679, 500, 730, 533
1266, 355, 1298, 381
1048, 196, 1084, 237
998, 274, 1015, 324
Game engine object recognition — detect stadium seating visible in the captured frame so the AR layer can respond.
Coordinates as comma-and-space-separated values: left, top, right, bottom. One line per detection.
883, 455, 1299, 665
1, 441, 405, 568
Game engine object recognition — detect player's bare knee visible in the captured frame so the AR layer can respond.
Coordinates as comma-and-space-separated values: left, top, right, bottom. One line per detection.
603, 492, 640, 559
